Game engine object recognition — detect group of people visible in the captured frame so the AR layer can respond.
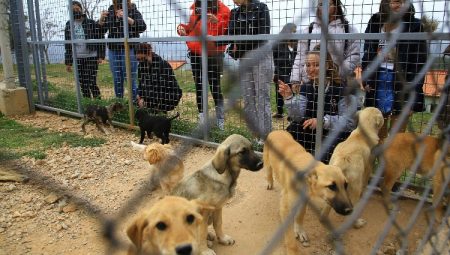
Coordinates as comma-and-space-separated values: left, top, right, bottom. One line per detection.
64, 0, 429, 162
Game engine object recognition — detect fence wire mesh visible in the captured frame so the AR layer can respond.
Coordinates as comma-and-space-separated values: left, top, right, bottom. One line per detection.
1, 0, 450, 254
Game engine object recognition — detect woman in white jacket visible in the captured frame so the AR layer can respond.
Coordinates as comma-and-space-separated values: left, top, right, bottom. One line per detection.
290, 0, 360, 88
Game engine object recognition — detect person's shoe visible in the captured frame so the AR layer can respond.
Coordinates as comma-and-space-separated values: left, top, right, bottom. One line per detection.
272, 113, 284, 119
217, 118, 225, 131
198, 112, 206, 126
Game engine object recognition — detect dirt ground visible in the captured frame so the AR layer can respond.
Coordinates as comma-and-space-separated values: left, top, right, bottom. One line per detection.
0, 111, 432, 255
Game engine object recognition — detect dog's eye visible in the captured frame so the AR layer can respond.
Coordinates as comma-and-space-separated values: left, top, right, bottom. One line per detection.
155, 221, 167, 231
186, 214, 195, 224
239, 149, 247, 155
327, 183, 337, 192
344, 182, 348, 190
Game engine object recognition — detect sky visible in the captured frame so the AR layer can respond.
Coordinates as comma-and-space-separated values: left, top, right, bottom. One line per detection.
33, 0, 449, 62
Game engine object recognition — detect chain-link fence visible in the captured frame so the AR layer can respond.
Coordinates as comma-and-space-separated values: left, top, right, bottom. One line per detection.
3, 0, 450, 254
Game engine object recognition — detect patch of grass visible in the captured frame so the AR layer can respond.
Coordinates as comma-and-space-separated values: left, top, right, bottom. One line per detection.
0, 115, 105, 161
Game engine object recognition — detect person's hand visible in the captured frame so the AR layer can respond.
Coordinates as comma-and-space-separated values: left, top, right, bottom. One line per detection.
177, 24, 187, 36
302, 118, 317, 130
136, 96, 144, 108
100, 11, 108, 20
116, 9, 123, 18
98, 58, 104, 64
291, 81, 301, 94
278, 81, 293, 99
66, 65, 72, 72
207, 13, 219, 24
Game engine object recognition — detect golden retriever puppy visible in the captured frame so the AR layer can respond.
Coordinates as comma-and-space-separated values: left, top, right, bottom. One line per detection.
324, 107, 384, 228
171, 134, 263, 246
131, 141, 184, 194
381, 133, 449, 216
127, 196, 215, 255
264, 130, 352, 254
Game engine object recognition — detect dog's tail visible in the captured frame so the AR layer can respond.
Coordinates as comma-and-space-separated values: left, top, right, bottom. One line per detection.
169, 112, 180, 121
130, 141, 146, 152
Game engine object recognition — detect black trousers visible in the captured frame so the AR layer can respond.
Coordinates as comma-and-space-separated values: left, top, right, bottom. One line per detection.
77, 57, 101, 99
286, 120, 351, 164
189, 53, 224, 113
274, 81, 284, 115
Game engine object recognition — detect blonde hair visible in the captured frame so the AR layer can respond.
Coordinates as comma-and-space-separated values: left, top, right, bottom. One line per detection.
307, 45, 342, 85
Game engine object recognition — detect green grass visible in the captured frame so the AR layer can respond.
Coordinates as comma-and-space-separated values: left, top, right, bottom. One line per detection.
0, 114, 105, 161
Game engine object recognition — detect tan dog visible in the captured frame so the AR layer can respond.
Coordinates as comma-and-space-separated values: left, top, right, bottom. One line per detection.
381, 133, 449, 216
264, 130, 353, 254
323, 107, 384, 228
127, 196, 215, 255
131, 141, 184, 194
171, 134, 263, 247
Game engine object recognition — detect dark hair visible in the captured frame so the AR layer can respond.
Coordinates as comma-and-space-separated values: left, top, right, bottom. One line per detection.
379, 0, 416, 23
72, 1, 82, 10
194, 0, 219, 15
136, 43, 153, 55
316, 0, 348, 26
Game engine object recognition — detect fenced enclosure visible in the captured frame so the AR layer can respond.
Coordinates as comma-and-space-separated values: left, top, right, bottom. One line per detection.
2, 0, 450, 254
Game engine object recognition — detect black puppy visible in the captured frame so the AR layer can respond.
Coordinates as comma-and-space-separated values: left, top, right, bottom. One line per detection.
81, 102, 124, 134
135, 109, 180, 144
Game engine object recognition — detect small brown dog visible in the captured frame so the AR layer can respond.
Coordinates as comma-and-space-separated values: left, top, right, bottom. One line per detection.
264, 130, 352, 254
131, 141, 184, 194
381, 132, 449, 216
127, 196, 215, 255
81, 102, 123, 134
325, 107, 384, 228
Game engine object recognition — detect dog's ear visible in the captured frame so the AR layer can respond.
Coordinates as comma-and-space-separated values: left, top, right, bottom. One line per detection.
127, 215, 149, 251
306, 168, 318, 187
192, 199, 215, 219
144, 146, 162, 164
212, 145, 231, 174
375, 115, 384, 130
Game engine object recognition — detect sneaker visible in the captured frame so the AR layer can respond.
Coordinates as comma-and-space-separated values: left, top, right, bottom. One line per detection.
198, 112, 206, 126
272, 113, 284, 119
217, 118, 225, 131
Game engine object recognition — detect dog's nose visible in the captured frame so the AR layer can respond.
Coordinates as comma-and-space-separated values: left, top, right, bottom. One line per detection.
256, 161, 264, 170
175, 244, 193, 255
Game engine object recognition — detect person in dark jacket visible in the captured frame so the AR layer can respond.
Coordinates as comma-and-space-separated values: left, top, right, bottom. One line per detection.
135, 43, 182, 114
64, 1, 104, 99
272, 23, 297, 118
223, 0, 273, 144
278, 46, 357, 163
98, 0, 147, 99
362, 0, 427, 140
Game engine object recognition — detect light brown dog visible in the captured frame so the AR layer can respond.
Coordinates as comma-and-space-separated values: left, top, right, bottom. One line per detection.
127, 196, 215, 255
131, 141, 184, 194
171, 134, 263, 247
264, 130, 353, 254
381, 133, 449, 216
324, 107, 384, 228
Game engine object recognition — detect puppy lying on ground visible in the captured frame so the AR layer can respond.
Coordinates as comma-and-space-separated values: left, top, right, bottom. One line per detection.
323, 107, 384, 228
81, 102, 123, 134
131, 141, 184, 194
135, 109, 180, 144
127, 196, 216, 255
264, 130, 352, 254
171, 134, 263, 247
381, 132, 449, 217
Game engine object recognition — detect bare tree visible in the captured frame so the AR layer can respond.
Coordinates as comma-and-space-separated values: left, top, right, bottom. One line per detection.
41, 9, 59, 64
79, 0, 103, 20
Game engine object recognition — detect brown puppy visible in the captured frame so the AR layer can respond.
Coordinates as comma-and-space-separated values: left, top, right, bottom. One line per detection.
264, 130, 352, 254
324, 107, 384, 228
171, 134, 263, 247
381, 133, 449, 215
131, 141, 184, 194
127, 196, 215, 255
81, 102, 124, 134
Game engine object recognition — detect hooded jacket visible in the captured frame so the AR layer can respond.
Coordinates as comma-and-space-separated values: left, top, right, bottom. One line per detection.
64, 16, 105, 65
177, 0, 230, 56
362, 12, 427, 113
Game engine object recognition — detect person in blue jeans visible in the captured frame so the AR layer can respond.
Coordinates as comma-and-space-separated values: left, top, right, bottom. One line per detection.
98, 0, 146, 99
362, 0, 427, 140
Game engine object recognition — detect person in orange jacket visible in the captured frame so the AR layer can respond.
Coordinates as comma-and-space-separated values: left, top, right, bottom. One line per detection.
177, 0, 230, 130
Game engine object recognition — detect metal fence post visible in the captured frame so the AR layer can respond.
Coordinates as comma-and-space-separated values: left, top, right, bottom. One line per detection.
68, 0, 83, 114
122, 0, 135, 127
33, 0, 49, 101
200, 0, 210, 140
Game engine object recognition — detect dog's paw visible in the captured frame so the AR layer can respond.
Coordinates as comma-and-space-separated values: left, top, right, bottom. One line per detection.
294, 224, 310, 247
207, 240, 214, 248
207, 231, 216, 241
201, 248, 216, 255
353, 218, 367, 229
218, 235, 235, 245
